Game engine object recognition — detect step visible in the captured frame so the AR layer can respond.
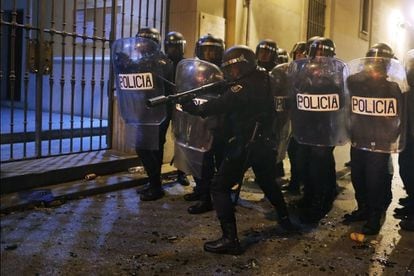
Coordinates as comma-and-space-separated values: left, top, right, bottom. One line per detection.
0, 164, 180, 213
0, 150, 140, 194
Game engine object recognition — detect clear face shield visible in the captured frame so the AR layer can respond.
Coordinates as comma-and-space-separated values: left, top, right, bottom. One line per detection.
294, 51, 306, 60
364, 57, 389, 78
221, 56, 250, 81
257, 48, 274, 63
132, 38, 159, 60
165, 43, 184, 61
200, 45, 222, 64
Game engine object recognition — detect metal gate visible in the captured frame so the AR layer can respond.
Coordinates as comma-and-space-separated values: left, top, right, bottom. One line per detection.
0, 0, 167, 162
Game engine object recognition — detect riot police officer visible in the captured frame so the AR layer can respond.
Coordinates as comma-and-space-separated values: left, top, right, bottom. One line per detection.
132, 27, 173, 201
282, 41, 307, 194
164, 31, 186, 72
182, 46, 296, 255
195, 34, 224, 67
289, 37, 346, 223
182, 34, 227, 214
255, 39, 278, 71
397, 49, 414, 231
255, 39, 287, 180
163, 31, 191, 187
289, 41, 307, 60
277, 48, 289, 64
136, 27, 161, 44
344, 43, 406, 235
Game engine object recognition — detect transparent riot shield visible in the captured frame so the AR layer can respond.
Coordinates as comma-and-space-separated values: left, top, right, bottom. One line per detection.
112, 37, 172, 150
270, 63, 291, 162
289, 57, 349, 146
405, 50, 414, 138
172, 59, 224, 178
347, 57, 408, 153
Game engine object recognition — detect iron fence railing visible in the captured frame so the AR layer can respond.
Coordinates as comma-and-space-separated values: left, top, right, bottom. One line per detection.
0, 0, 167, 162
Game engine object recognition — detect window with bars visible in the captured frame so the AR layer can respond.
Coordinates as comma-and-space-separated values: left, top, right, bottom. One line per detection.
359, 0, 371, 40
307, 0, 326, 39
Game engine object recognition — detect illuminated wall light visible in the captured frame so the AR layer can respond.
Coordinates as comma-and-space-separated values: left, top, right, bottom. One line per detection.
386, 9, 407, 58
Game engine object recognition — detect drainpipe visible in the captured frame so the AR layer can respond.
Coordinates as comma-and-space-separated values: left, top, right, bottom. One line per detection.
368, 0, 374, 48
245, 0, 251, 45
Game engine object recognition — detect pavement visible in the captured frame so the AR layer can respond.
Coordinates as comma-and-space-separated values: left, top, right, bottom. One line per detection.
1, 145, 414, 275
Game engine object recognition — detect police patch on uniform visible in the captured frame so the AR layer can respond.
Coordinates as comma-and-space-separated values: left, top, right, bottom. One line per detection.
231, 84, 243, 93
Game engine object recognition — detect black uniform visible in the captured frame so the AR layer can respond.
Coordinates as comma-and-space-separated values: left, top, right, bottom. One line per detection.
133, 28, 174, 201
187, 91, 228, 214
183, 67, 292, 245
185, 34, 227, 214
164, 31, 191, 187
293, 78, 339, 222
397, 64, 414, 224
346, 70, 401, 234
135, 50, 174, 201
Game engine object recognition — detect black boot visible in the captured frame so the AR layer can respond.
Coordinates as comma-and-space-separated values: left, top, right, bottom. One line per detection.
204, 222, 242, 255
343, 208, 369, 224
183, 191, 200, 201
140, 181, 164, 201
188, 198, 213, 214
177, 172, 190, 186
278, 215, 300, 232
361, 212, 384, 235
400, 217, 414, 231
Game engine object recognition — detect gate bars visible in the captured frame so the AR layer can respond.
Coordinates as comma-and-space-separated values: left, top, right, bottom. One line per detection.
0, 0, 167, 162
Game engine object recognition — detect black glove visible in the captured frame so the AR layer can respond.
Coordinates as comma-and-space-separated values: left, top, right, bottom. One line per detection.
181, 100, 199, 115
176, 93, 195, 104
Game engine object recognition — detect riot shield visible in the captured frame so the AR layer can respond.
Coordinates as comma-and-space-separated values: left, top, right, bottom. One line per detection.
112, 37, 173, 150
405, 50, 414, 138
289, 57, 349, 146
172, 59, 224, 178
270, 63, 291, 162
347, 57, 408, 153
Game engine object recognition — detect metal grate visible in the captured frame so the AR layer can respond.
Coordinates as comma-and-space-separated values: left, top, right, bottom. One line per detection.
0, 0, 167, 162
307, 0, 326, 39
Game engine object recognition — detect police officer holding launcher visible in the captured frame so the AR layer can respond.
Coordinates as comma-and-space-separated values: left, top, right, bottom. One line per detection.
182, 45, 296, 255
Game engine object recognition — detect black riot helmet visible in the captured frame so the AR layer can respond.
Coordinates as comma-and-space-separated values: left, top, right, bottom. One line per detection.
136, 27, 161, 44
308, 37, 336, 58
221, 45, 257, 81
305, 36, 321, 56
164, 31, 186, 63
290, 41, 307, 60
255, 39, 278, 71
195, 34, 224, 66
277, 48, 289, 63
365, 43, 395, 75
366, 43, 394, 58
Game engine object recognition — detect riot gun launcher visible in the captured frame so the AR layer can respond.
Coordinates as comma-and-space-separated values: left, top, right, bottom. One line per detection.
146, 80, 226, 107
